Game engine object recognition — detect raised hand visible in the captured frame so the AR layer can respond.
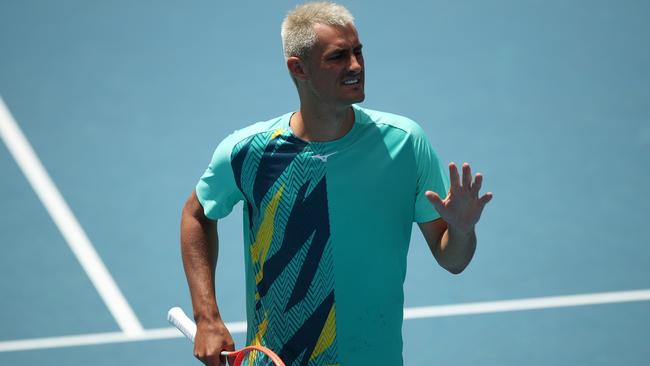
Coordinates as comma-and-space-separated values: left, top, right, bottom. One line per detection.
425, 162, 492, 234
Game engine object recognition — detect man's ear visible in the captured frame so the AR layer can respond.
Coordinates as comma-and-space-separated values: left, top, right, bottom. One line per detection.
287, 57, 308, 81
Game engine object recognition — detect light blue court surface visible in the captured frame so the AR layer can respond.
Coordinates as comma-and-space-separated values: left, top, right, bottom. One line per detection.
1, 1, 649, 365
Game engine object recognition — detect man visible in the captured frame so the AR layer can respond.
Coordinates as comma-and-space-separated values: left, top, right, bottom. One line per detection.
180, 2, 492, 366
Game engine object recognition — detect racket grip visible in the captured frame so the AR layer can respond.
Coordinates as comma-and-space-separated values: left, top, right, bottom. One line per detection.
167, 307, 197, 343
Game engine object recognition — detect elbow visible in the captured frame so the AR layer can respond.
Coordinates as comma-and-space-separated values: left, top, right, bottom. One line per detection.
446, 264, 467, 275
433, 253, 470, 275
442, 245, 476, 275
433, 242, 475, 275
443, 258, 471, 275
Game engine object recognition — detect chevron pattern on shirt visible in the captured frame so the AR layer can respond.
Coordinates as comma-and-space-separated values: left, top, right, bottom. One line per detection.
230, 130, 339, 366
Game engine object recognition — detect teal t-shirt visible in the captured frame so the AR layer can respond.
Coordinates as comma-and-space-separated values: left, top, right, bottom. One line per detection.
196, 105, 449, 366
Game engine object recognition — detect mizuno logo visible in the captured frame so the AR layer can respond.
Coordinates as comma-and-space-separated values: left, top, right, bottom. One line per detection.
311, 152, 337, 162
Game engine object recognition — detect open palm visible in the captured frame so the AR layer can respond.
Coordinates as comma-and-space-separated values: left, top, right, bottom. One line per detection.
425, 162, 492, 234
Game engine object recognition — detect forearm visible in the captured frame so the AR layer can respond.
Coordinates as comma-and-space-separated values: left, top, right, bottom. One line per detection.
180, 193, 236, 362
437, 226, 476, 274
180, 201, 222, 322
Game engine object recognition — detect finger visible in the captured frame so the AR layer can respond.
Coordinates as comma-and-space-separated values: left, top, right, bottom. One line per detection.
201, 352, 220, 366
223, 340, 235, 352
462, 163, 472, 189
471, 173, 483, 196
195, 346, 223, 366
194, 345, 208, 365
448, 162, 460, 190
196, 355, 213, 366
425, 190, 445, 213
225, 354, 236, 366
222, 341, 235, 366
207, 353, 222, 366
479, 192, 493, 206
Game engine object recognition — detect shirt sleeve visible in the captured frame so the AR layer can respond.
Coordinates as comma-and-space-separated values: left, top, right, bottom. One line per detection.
195, 134, 245, 220
412, 125, 449, 223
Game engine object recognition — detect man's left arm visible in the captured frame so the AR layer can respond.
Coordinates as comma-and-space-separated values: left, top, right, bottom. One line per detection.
418, 162, 492, 274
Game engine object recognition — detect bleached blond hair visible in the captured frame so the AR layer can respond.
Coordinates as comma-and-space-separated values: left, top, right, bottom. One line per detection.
281, 2, 355, 60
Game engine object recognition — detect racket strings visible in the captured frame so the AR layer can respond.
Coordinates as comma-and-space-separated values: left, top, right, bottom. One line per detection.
233, 349, 278, 366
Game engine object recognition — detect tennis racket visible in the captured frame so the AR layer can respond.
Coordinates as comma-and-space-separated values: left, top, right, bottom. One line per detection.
167, 307, 286, 366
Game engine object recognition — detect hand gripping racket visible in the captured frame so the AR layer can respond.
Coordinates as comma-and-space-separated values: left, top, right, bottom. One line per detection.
167, 307, 286, 366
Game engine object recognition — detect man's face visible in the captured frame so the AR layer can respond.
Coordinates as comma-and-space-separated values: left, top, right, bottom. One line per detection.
302, 23, 365, 107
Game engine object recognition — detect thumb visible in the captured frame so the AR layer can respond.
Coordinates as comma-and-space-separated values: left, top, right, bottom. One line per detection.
425, 191, 445, 212
479, 192, 493, 206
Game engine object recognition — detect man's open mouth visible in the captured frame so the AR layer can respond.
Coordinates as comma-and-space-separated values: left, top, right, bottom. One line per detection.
342, 78, 361, 85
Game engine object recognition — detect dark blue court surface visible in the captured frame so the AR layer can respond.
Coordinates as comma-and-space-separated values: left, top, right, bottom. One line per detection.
1, 1, 649, 365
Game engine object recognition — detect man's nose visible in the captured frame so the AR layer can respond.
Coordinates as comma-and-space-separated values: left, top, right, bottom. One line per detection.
349, 54, 362, 72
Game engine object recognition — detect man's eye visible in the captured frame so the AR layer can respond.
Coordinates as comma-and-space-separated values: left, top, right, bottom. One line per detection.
329, 53, 343, 60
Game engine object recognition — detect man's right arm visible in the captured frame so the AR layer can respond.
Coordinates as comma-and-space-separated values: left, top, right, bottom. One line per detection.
180, 190, 235, 366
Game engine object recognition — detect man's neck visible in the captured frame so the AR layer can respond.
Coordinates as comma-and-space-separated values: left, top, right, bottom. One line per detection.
290, 102, 355, 142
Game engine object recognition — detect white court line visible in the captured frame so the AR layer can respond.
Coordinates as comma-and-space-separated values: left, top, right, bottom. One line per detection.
0, 97, 144, 335
0, 322, 248, 353
403, 288, 650, 319
1, 289, 649, 353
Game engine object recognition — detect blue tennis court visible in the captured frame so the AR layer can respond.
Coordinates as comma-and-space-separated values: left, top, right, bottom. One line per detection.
1, 1, 649, 365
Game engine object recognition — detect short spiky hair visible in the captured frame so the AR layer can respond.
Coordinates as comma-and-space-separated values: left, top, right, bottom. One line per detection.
281, 2, 355, 60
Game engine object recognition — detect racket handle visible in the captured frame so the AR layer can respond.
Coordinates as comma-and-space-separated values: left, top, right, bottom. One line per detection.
167, 307, 234, 358
167, 307, 197, 343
